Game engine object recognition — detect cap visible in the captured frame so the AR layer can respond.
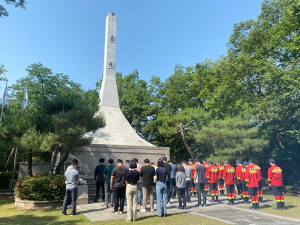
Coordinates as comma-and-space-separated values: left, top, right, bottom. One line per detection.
242, 161, 247, 166
216, 161, 220, 163
188, 158, 192, 162
269, 159, 275, 163
248, 160, 253, 163
236, 160, 241, 164
202, 159, 206, 162
208, 160, 213, 164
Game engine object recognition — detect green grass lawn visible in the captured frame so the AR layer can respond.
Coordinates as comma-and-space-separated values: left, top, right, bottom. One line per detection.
0, 199, 226, 225
255, 193, 300, 219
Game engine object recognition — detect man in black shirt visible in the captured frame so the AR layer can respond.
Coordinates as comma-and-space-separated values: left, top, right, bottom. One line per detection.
162, 157, 171, 204
140, 159, 155, 212
94, 158, 106, 202
110, 159, 128, 214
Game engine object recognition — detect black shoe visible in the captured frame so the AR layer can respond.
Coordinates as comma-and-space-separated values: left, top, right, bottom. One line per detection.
177, 206, 182, 209
273, 207, 281, 210
226, 202, 232, 205
194, 204, 200, 207
62, 212, 66, 216
71, 213, 78, 216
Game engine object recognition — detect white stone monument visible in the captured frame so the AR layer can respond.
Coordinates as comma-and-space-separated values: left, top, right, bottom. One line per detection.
62, 12, 169, 176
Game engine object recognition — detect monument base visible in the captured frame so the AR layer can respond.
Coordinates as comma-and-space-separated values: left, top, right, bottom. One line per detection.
60, 144, 170, 175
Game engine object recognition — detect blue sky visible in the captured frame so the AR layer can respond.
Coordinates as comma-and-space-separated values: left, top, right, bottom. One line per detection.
0, 0, 263, 91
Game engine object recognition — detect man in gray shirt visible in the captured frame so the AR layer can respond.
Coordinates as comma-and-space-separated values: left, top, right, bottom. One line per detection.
182, 161, 191, 202
62, 159, 80, 216
194, 159, 207, 207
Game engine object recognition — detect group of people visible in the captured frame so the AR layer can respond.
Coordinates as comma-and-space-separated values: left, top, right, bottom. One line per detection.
62, 156, 285, 222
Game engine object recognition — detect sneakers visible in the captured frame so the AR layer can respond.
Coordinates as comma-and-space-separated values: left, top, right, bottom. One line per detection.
126, 218, 132, 222
151, 209, 154, 212
112, 211, 119, 215
71, 213, 78, 216
140, 209, 147, 212
62, 213, 66, 216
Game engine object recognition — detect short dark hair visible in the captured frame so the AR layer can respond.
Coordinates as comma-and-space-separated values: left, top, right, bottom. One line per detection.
126, 160, 130, 163
129, 161, 137, 169
182, 160, 186, 164
162, 157, 167, 161
117, 159, 123, 164
108, 159, 114, 164
168, 160, 172, 163
99, 158, 105, 163
71, 159, 78, 166
144, 159, 150, 164
157, 159, 164, 167
133, 158, 138, 163
195, 158, 200, 162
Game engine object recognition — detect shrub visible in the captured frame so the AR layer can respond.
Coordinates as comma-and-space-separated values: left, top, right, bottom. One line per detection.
0, 172, 18, 189
14, 175, 65, 201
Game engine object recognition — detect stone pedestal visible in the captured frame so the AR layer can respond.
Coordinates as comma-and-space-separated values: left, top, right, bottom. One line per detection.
77, 185, 88, 205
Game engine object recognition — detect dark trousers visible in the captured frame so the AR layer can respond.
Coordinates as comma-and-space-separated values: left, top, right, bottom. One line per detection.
195, 183, 206, 205
226, 184, 234, 200
113, 186, 126, 212
185, 180, 191, 202
236, 182, 242, 195
166, 180, 171, 202
95, 181, 105, 201
248, 187, 258, 203
177, 188, 186, 207
170, 178, 177, 198
62, 188, 78, 214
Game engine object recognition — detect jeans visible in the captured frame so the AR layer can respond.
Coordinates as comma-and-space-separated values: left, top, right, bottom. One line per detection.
166, 180, 171, 202
185, 180, 191, 202
95, 181, 105, 201
113, 186, 126, 212
126, 184, 137, 221
170, 178, 176, 198
156, 181, 167, 217
62, 188, 78, 214
195, 183, 206, 205
177, 188, 186, 207
104, 183, 114, 204
137, 182, 142, 203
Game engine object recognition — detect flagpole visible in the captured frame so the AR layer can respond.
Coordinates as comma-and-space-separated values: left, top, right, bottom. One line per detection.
0, 80, 8, 125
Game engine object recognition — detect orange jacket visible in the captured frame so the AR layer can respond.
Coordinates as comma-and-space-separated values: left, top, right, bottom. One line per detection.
217, 164, 224, 179
206, 165, 218, 183
223, 165, 235, 185
268, 165, 283, 186
189, 162, 195, 179
245, 166, 259, 187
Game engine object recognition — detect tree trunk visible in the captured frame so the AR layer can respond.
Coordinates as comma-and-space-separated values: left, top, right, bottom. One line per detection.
179, 123, 195, 162
3, 148, 14, 172
49, 144, 59, 179
27, 151, 33, 177
55, 152, 69, 175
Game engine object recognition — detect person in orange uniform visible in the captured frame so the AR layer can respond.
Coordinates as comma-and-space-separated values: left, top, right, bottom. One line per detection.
216, 161, 225, 195
251, 162, 263, 203
223, 161, 235, 205
206, 161, 219, 202
188, 159, 197, 198
268, 159, 285, 210
202, 159, 210, 193
235, 160, 243, 199
245, 160, 259, 209
241, 161, 249, 204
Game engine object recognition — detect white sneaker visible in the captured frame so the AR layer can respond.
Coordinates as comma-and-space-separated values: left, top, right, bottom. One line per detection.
140, 208, 147, 212
151, 209, 154, 212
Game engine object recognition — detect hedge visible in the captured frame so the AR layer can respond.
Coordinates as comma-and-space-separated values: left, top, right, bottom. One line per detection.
14, 175, 65, 201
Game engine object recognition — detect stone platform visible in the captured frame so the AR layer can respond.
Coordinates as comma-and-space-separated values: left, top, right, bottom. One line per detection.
77, 196, 300, 224
64, 144, 170, 175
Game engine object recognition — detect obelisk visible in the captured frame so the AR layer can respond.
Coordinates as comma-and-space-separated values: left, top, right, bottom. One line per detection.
91, 12, 154, 146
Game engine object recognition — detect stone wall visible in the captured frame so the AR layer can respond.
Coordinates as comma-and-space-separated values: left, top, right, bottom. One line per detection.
60, 144, 170, 176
